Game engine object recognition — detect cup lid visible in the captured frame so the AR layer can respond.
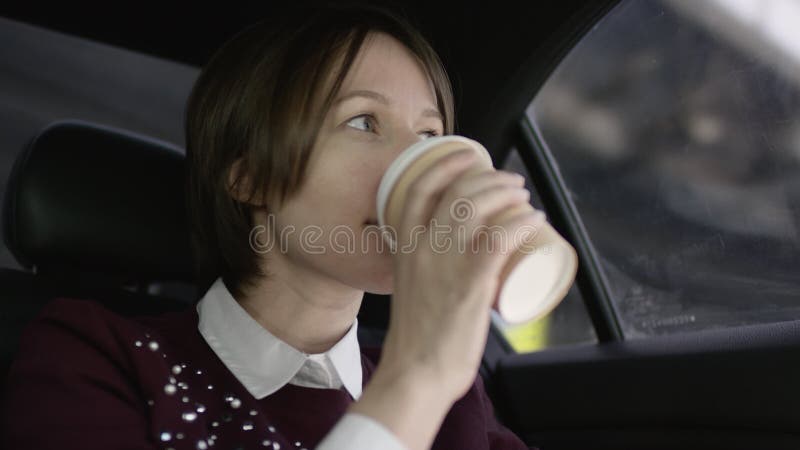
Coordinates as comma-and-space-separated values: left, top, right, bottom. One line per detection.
376, 135, 492, 233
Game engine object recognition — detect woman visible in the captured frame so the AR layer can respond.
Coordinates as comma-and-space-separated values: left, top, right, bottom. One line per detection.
2, 3, 543, 449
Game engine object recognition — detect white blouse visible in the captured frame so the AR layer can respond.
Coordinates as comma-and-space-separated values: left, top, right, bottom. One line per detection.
196, 277, 405, 450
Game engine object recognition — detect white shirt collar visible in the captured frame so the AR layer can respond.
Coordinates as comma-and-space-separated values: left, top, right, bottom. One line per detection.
196, 277, 363, 400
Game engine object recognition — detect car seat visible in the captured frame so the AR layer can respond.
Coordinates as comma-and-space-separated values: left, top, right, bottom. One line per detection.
0, 119, 390, 410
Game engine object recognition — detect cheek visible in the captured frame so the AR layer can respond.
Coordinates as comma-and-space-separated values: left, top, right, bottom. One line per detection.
320, 161, 382, 209
307, 138, 389, 215
351, 158, 387, 196
296, 178, 366, 230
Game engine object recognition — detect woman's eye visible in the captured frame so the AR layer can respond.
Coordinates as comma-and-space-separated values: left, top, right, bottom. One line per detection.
420, 130, 439, 139
346, 114, 376, 133
346, 114, 440, 139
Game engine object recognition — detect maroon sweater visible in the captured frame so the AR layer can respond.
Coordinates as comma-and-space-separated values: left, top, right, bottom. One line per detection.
2, 297, 533, 449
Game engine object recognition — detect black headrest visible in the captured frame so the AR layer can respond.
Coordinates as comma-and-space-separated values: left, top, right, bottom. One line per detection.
2, 120, 193, 285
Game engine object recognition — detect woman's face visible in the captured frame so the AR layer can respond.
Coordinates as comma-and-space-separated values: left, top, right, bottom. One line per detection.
257, 31, 445, 295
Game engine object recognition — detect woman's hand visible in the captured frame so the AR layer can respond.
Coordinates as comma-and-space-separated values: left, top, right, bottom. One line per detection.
348, 148, 545, 450
379, 147, 546, 403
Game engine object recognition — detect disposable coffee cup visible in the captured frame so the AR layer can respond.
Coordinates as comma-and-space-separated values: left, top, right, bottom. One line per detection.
376, 135, 579, 325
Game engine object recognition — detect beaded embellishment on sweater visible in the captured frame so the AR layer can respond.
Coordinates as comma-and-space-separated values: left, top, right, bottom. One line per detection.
134, 334, 309, 450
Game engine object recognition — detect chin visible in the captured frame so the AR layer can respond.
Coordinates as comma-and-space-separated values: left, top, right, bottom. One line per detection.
345, 250, 393, 294
365, 284, 393, 296
359, 270, 394, 295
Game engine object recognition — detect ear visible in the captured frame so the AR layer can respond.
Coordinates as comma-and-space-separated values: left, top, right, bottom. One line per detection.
226, 157, 260, 205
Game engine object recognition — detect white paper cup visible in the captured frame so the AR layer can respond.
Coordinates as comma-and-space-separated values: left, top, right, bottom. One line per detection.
377, 135, 579, 324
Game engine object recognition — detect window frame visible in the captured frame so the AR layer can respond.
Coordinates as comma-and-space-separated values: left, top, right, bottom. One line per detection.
481, 0, 624, 379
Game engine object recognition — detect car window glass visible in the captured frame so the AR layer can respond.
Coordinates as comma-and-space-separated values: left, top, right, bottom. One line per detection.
492, 148, 598, 352
527, 0, 800, 338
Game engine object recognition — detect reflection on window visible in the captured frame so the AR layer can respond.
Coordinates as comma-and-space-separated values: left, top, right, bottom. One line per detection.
492, 149, 597, 352
527, 0, 800, 338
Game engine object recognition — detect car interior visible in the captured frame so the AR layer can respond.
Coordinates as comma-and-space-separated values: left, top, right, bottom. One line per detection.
1, 1, 799, 449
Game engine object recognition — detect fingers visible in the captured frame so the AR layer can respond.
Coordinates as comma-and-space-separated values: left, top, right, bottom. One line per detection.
448, 169, 526, 201
395, 147, 545, 282
398, 148, 478, 238
439, 180, 545, 274
479, 208, 548, 274
435, 181, 530, 229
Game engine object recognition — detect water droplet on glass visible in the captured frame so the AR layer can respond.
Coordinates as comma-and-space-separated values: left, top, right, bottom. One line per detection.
211, 421, 219, 428
230, 398, 241, 409
172, 365, 182, 375
134, 340, 142, 347
196, 403, 206, 413
148, 341, 159, 351
242, 421, 254, 431
183, 411, 198, 422
147, 399, 154, 406
179, 382, 189, 390
164, 384, 177, 395
169, 377, 176, 385
295, 443, 301, 447
262, 441, 272, 447
249, 409, 258, 416
182, 396, 190, 403
176, 433, 184, 440
268, 426, 276, 433
197, 440, 208, 450
160, 431, 172, 441
196, 369, 203, 375
181, 363, 187, 368
273, 443, 281, 450
207, 384, 214, 390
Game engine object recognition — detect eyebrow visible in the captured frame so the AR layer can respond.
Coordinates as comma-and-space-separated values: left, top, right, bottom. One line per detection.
334, 89, 444, 122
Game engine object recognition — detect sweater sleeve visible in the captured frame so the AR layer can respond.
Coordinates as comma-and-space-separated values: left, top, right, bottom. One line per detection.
2, 298, 155, 450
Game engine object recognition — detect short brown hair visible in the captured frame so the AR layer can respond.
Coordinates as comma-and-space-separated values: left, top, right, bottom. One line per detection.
184, 2, 455, 299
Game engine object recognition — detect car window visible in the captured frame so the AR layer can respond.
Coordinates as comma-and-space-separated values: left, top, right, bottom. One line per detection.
492, 148, 597, 353
0, 17, 196, 272
526, 0, 800, 338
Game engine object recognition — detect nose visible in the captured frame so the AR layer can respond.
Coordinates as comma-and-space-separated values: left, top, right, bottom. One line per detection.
382, 129, 426, 172
372, 129, 427, 219
373, 130, 422, 202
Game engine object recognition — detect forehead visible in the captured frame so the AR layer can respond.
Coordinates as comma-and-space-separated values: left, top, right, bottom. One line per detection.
335, 31, 437, 102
